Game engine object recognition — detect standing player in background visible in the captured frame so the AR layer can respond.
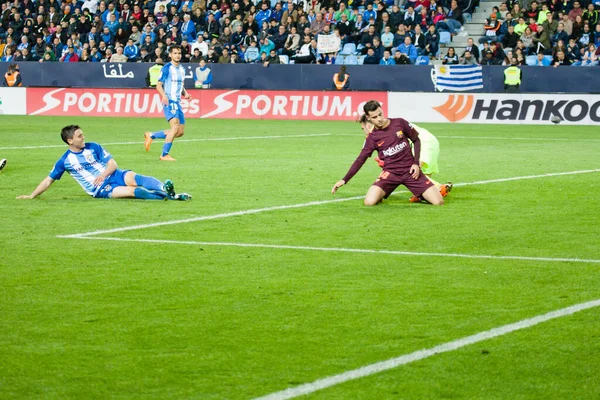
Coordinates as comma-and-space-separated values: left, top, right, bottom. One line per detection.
144, 45, 192, 161
360, 117, 453, 203
332, 100, 444, 206
17, 125, 191, 201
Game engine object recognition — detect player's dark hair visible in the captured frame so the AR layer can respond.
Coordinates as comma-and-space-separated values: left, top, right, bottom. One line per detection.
61, 125, 81, 144
169, 44, 182, 53
363, 100, 382, 116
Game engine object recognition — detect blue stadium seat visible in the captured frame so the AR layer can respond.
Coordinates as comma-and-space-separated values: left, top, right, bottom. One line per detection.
357, 55, 367, 64
543, 55, 553, 64
340, 43, 357, 55
279, 54, 289, 64
439, 31, 451, 45
335, 55, 345, 64
416, 55, 430, 65
526, 55, 537, 66
345, 55, 358, 65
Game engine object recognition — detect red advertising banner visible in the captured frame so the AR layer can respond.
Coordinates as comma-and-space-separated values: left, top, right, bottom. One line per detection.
27, 88, 387, 120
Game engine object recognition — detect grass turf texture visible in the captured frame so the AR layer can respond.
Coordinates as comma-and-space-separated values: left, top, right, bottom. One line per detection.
1, 116, 600, 399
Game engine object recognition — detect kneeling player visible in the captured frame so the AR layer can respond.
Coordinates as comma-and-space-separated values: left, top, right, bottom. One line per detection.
361, 119, 452, 202
331, 101, 444, 206
17, 125, 191, 201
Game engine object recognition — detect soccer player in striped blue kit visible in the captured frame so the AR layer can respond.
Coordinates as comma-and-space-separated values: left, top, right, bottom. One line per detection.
17, 125, 191, 201
144, 45, 192, 161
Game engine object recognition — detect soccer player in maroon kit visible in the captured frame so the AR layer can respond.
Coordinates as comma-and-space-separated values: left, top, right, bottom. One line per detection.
331, 100, 444, 206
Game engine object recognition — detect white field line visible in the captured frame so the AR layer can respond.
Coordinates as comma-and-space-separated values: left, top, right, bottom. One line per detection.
0, 133, 331, 150
63, 237, 600, 264
58, 169, 600, 239
254, 299, 600, 400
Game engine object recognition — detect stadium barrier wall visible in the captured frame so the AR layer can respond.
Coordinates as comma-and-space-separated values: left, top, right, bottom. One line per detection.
5, 62, 600, 93
4, 87, 600, 124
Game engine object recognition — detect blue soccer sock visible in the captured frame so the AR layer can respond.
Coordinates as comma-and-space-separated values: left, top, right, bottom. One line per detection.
134, 187, 167, 200
161, 142, 173, 157
151, 130, 167, 140
134, 174, 164, 192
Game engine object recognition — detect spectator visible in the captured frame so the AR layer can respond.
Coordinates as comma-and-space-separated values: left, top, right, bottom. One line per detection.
551, 23, 569, 47
583, 4, 599, 27
480, 13, 501, 43
397, 36, 418, 64
217, 47, 231, 63
124, 38, 139, 61
543, 12, 558, 37
481, 49, 499, 65
381, 25, 394, 51
412, 25, 426, 55
139, 48, 153, 63
442, 47, 459, 64
569, 1, 583, 21
292, 35, 317, 64
310, 12, 326, 35
514, 17, 528, 35
393, 49, 410, 64
332, 65, 350, 90
363, 47, 379, 64
502, 25, 520, 51
264, 48, 280, 66
245, 39, 260, 62
79, 48, 91, 62
460, 50, 478, 64
259, 37, 275, 56
520, 27, 535, 54
379, 49, 395, 64
553, 50, 571, 66
61, 45, 80, 62
435, 0, 463, 34
360, 25, 376, 54
581, 43, 598, 65
181, 14, 196, 43
560, 13, 573, 37
423, 24, 439, 58
110, 46, 128, 62
578, 23, 593, 47
566, 38, 581, 64
371, 37, 384, 60
533, 25, 551, 53
282, 25, 300, 55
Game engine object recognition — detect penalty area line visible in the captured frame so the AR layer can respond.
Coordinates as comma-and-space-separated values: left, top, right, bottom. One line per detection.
253, 298, 600, 400
0, 133, 331, 150
57, 169, 600, 239
59, 236, 600, 264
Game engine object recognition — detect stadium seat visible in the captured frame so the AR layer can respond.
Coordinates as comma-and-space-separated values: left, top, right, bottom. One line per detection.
335, 55, 345, 64
439, 31, 452, 45
340, 43, 357, 55
345, 55, 358, 65
526, 55, 537, 66
357, 55, 367, 64
279, 54, 289, 64
416, 55, 430, 65
463, 13, 472, 22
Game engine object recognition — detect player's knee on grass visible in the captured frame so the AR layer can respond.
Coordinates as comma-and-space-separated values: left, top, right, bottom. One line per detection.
422, 186, 444, 205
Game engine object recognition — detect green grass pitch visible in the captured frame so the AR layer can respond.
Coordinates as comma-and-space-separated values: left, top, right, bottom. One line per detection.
1, 116, 600, 399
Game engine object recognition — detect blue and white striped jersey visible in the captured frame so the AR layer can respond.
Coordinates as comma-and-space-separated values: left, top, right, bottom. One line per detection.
49, 142, 112, 196
158, 62, 186, 103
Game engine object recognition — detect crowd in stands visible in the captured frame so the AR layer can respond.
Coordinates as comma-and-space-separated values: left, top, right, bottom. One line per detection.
458, 0, 600, 66
0, 0, 598, 66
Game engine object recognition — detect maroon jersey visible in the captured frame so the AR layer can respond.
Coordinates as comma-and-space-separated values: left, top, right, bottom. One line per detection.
342, 118, 421, 183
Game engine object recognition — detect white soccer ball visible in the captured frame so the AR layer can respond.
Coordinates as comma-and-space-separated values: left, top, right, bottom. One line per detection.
551, 115, 562, 124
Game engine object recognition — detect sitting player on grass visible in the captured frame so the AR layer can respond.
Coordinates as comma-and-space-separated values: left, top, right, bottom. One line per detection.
17, 125, 191, 201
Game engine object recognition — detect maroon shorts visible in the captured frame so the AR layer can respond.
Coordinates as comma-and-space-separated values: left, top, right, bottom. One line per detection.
373, 170, 434, 198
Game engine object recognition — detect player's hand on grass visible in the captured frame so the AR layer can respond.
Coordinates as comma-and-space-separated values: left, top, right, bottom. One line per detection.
16, 195, 33, 199
331, 180, 345, 194
410, 164, 420, 179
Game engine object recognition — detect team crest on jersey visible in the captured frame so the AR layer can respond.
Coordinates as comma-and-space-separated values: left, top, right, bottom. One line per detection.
396, 131, 403, 138
85, 153, 95, 163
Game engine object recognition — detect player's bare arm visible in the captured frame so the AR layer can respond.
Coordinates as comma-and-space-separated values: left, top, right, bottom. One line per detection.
17, 176, 55, 199
182, 88, 192, 100
331, 180, 345, 194
93, 158, 118, 187
156, 81, 168, 105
